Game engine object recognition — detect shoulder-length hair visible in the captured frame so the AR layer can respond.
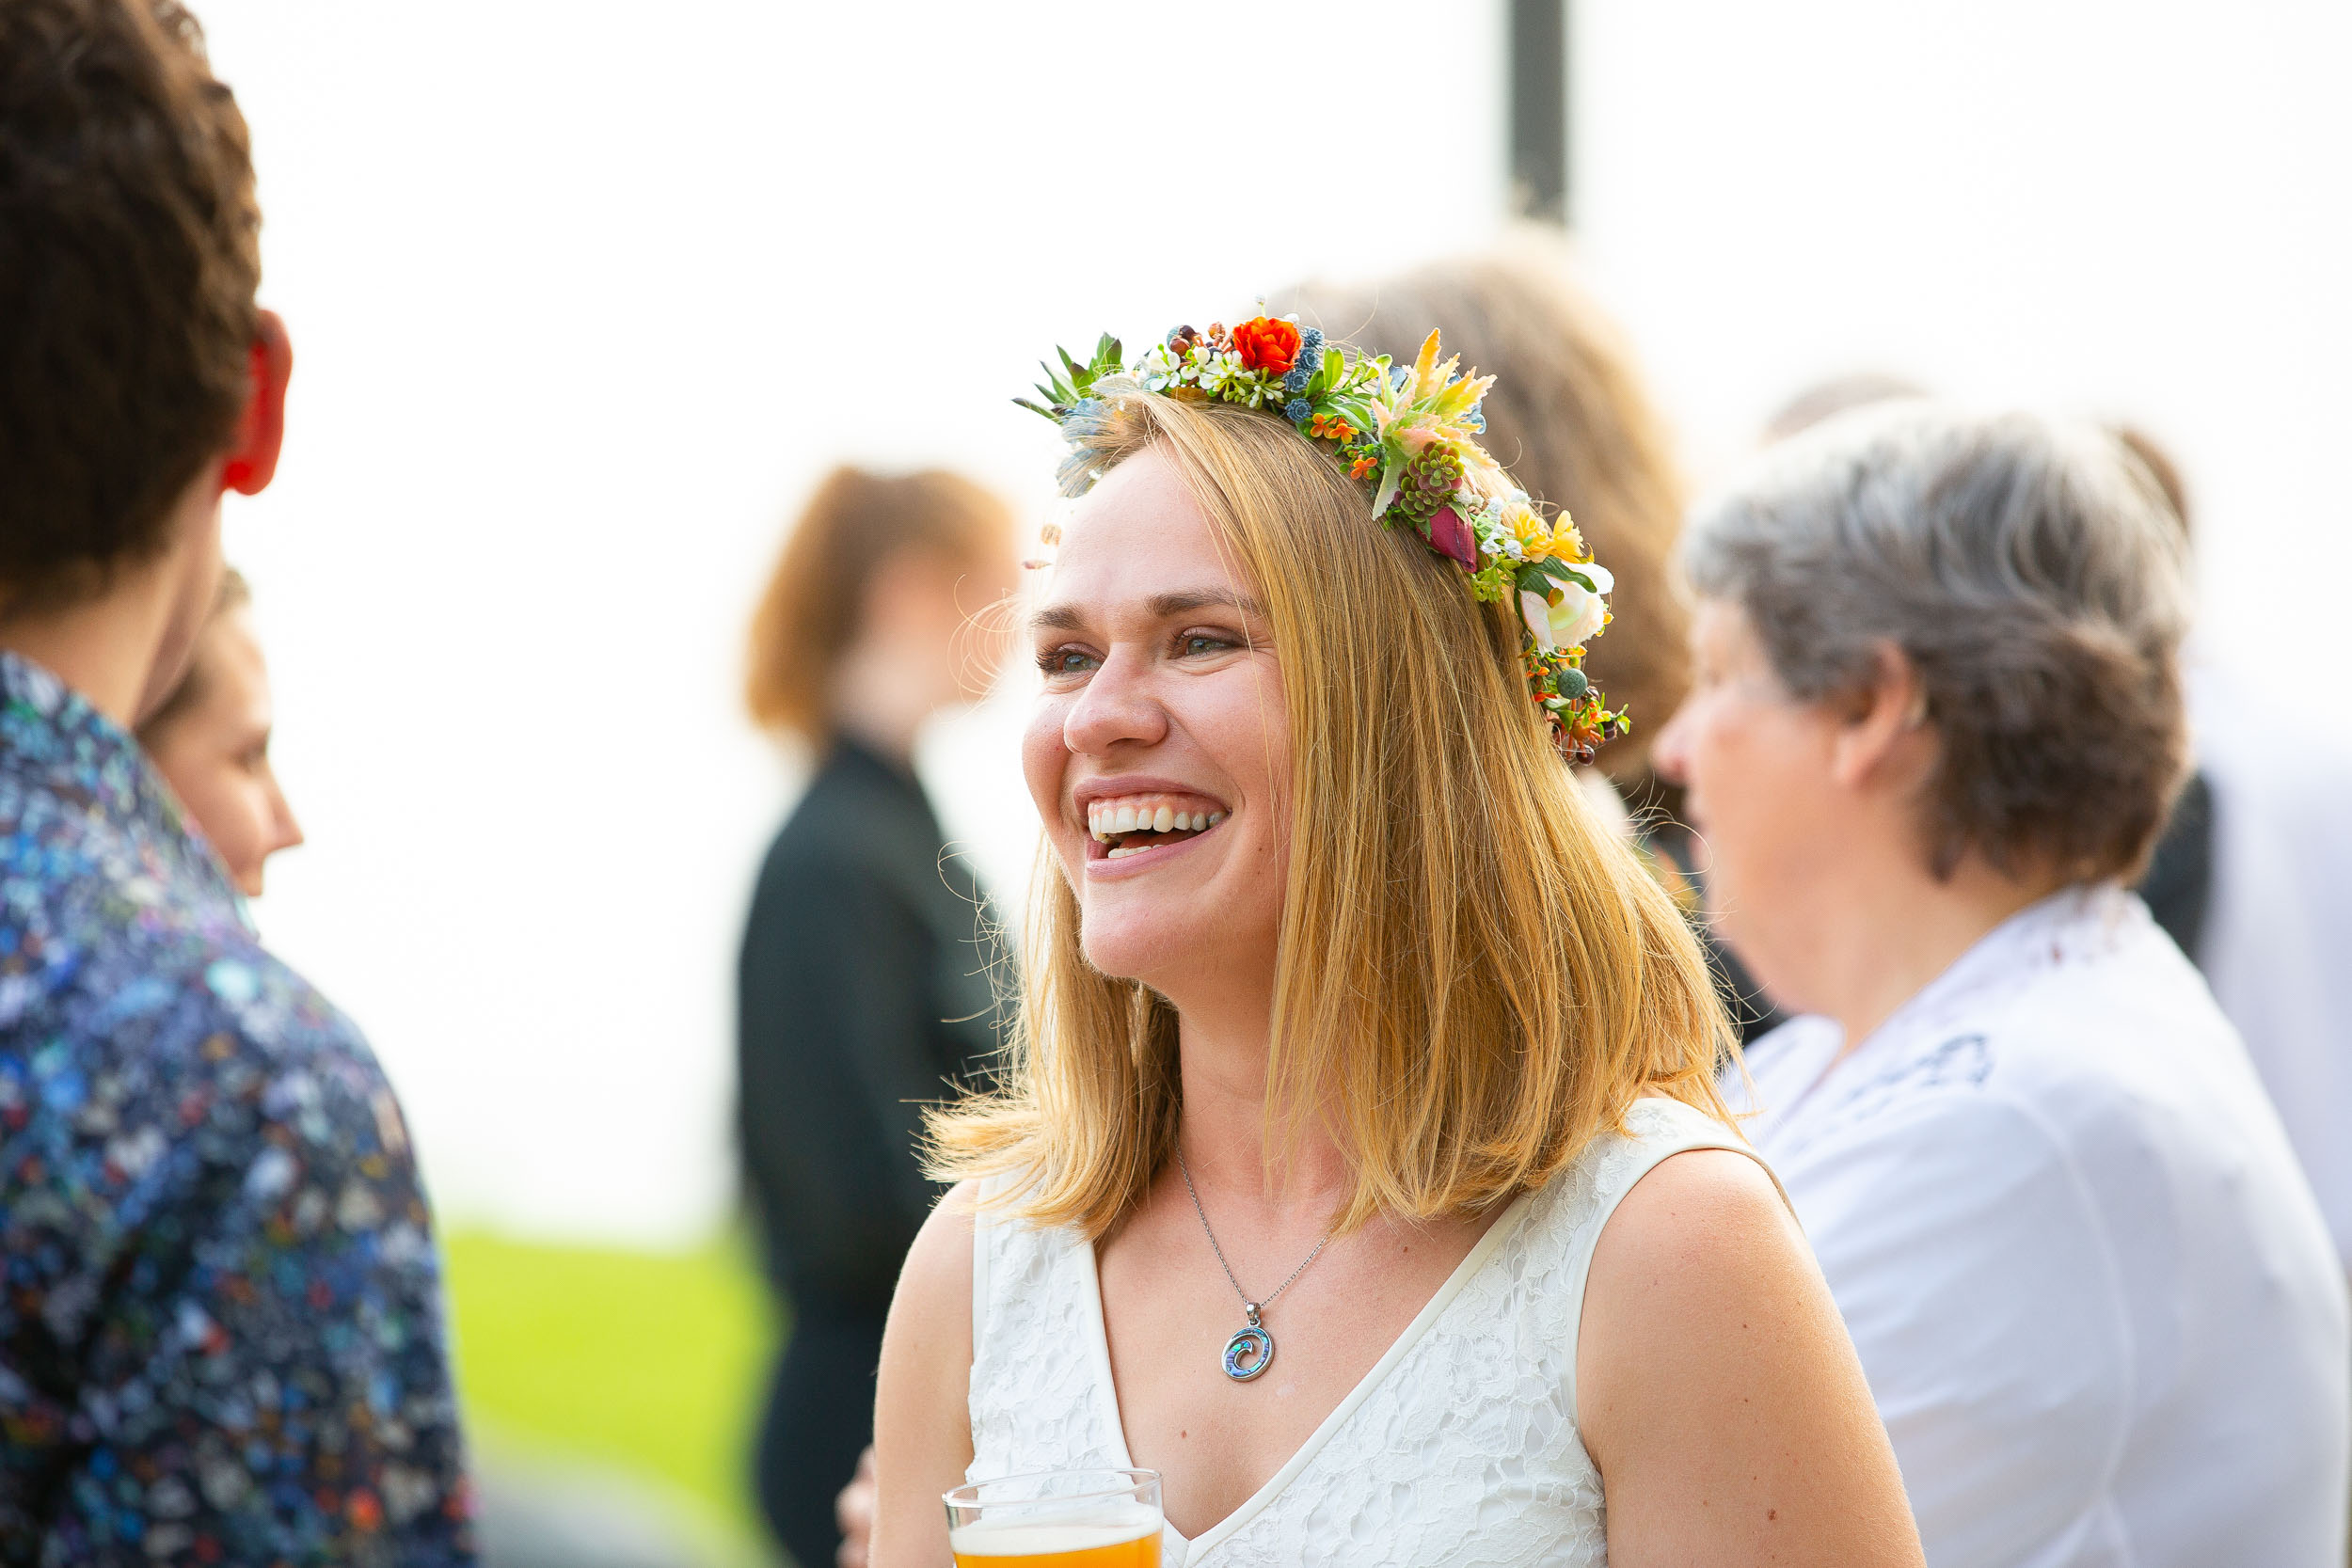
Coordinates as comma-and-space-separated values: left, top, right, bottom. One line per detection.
929, 388, 1733, 1238
744, 465, 1014, 746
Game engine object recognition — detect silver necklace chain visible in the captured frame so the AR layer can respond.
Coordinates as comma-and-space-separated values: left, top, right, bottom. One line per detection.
1174, 1147, 1331, 1326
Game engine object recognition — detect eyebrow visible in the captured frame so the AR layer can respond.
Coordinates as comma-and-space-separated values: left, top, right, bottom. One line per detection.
1030, 589, 1267, 635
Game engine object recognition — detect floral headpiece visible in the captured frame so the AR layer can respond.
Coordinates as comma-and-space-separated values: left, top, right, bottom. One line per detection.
1016, 313, 1630, 762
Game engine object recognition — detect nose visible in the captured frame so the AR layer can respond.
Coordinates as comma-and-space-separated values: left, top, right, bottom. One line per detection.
1650, 701, 1693, 786
263, 766, 304, 853
1062, 649, 1169, 757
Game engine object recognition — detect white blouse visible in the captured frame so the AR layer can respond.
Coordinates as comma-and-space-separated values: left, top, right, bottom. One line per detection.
965, 1097, 1760, 1566
1726, 884, 2350, 1568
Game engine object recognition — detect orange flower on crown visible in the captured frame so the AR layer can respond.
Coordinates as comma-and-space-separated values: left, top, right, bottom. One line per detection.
1231, 315, 1302, 378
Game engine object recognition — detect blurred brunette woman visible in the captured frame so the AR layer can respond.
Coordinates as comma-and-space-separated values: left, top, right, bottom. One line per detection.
1657, 404, 2350, 1566
865, 323, 1922, 1567
739, 466, 1019, 1568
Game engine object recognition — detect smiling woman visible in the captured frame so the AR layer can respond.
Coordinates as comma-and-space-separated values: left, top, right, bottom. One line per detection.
864, 335, 1925, 1568
960, 391, 1708, 1234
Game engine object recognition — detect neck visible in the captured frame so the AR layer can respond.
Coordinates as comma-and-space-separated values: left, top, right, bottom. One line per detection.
825, 641, 945, 767
0, 483, 223, 730
2, 577, 185, 732
1806, 852, 2070, 1053
1168, 972, 1346, 1210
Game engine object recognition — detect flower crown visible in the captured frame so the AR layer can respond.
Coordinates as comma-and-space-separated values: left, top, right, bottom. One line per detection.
1016, 313, 1630, 762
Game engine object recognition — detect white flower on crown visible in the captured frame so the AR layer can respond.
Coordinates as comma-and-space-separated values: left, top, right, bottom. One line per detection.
1137, 342, 1181, 391
1197, 351, 1248, 398
1519, 562, 1614, 651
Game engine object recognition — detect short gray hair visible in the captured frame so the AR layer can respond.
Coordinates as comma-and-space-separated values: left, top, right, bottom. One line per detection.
1683, 403, 2192, 880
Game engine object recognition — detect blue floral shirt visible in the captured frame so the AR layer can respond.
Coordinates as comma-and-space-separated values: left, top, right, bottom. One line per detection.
0, 652, 474, 1566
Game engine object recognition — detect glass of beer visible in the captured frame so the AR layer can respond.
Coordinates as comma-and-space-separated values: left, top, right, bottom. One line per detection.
945, 1467, 1164, 1568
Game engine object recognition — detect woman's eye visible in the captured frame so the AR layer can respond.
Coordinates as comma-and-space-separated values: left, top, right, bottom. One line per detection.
1039, 646, 1098, 675
1180, 633, 1234, 657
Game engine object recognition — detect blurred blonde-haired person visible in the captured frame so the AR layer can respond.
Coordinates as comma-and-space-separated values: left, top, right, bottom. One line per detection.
1283, 234, 1687, 800
1283, 237, 1781, 1039
738, 465, 1019, 1568
136, 566, 303, 895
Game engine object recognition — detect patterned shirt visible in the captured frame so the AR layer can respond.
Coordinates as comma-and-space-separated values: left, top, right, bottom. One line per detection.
0, 651, 474, 1567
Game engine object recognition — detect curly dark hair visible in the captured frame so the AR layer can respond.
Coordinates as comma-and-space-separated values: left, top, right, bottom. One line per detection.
0, 0, 260, 611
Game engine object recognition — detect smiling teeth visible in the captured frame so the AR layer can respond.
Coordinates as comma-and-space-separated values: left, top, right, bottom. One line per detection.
1086, 799, 1229, 841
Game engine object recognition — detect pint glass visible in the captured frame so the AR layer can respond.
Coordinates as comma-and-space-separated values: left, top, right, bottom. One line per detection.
945, 1467, 1164, 1568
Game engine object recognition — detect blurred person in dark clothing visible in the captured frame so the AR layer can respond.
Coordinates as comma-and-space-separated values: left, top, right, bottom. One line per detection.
136, 567, 306, 897
738, 466, 1018, 1568
0, 3, 473, 1562
1283, 235, 1781, 1041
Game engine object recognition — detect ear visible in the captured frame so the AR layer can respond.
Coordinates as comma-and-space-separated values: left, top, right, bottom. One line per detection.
1827, 641, 1931, 792
218, 309, 294, 496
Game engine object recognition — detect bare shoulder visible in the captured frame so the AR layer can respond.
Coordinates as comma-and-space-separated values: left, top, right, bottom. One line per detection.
1581, 1146, 1819, 1425
894, 1177, 980, 1338
1578, 1147, 1924, 1567
870, 1180, 984, 1568
1593, 1145, 1795, 1291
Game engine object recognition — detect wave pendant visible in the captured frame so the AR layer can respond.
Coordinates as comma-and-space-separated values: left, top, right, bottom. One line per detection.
1222, 1304, 1274, 1382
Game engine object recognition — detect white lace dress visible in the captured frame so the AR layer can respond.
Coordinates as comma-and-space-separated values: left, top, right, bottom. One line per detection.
966, 1097, 1765, 1566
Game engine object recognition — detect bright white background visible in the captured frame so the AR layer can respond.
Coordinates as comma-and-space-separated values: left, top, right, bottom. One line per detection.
193, 1, 2349, 1246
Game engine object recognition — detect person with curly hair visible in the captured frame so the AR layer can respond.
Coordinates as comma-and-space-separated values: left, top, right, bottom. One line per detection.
0, 3, 473, 1561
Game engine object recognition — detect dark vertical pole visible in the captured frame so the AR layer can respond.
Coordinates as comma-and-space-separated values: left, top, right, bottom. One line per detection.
1509, 0, 1569, 225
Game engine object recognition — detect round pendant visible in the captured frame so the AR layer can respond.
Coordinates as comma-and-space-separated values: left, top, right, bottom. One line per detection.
1222, 1324, 1275, 1381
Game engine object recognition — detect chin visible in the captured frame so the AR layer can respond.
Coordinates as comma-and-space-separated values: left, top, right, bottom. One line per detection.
1075, 912, 1189, 986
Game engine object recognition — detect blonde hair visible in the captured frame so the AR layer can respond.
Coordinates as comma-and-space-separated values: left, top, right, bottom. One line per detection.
929, 390, 1733, 1237
744, 466, 1014, 744
1283, 233, 1692, 793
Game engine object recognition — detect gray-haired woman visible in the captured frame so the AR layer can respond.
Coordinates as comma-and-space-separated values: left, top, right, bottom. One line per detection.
1653, 404, 2349, 1568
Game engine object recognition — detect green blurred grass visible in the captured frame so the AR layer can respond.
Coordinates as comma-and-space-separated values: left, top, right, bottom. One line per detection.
442, 1226, 781, 1548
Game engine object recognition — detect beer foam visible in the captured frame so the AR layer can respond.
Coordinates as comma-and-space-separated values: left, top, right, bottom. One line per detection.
949, 1504, 1159, 1556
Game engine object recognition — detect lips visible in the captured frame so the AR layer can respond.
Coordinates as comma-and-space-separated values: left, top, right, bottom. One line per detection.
1073, 780, 1230, 863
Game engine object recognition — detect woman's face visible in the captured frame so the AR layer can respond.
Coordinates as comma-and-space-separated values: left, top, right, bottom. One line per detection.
146, 608, 304, 897
1023, 447, 1290, 993
1650, 597, 1850, 1009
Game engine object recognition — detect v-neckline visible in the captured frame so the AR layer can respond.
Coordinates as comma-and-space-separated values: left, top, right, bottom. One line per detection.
1076, 1186, 1540, 1560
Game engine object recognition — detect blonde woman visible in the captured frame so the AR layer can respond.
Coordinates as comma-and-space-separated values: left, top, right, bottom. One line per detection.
865, 323, 1923, 1567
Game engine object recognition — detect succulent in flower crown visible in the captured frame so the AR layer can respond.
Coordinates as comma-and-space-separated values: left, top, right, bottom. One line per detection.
1015, 312, 1632, 763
